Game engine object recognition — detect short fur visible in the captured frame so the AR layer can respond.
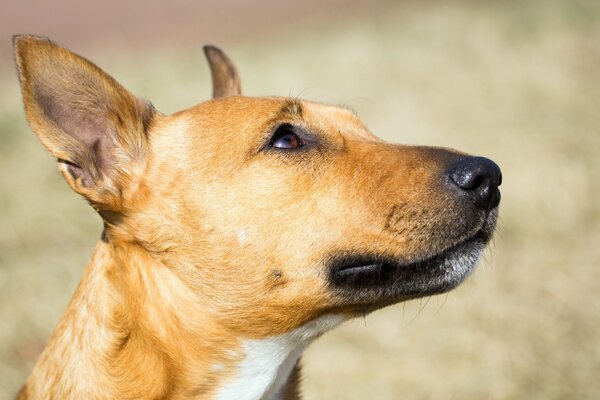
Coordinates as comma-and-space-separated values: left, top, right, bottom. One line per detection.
13, 35, 500, 399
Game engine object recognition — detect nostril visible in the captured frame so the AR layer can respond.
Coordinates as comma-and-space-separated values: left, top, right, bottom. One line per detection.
450, 167, 486, 191
453, 172, 484, 191
472, 175, 484, 190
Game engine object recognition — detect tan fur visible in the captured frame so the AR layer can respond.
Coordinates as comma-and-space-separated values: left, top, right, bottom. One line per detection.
14, 35, 498, 399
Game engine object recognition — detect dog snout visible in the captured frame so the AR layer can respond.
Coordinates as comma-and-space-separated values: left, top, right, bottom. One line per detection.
446, 156, 502, 210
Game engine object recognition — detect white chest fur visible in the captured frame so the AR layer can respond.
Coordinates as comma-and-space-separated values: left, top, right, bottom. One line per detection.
214, 314, 346, 400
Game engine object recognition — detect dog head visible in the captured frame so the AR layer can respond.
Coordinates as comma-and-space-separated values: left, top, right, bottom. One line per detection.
14, 36, 500, 338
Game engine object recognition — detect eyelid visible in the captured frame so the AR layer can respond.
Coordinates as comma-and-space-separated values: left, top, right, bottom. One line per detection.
260, 122, 320, 154
273, 124, 303, 143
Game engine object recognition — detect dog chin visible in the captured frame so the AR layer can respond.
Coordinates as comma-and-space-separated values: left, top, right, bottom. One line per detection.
417, 237, 485, 291
327, 220, 495, 310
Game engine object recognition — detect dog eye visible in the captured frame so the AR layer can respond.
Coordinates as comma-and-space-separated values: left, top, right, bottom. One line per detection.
269, 124, 303, 149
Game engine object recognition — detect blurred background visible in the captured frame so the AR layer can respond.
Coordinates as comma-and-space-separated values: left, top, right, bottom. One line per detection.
1, 0, 599, 398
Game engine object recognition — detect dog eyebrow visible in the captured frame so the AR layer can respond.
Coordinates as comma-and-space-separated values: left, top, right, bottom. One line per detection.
278, 99, 304, 119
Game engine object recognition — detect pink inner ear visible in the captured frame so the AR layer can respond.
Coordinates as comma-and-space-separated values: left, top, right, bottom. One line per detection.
34, 82, 116, 180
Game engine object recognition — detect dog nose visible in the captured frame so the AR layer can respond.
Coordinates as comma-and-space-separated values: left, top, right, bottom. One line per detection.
447, 156, 502, 210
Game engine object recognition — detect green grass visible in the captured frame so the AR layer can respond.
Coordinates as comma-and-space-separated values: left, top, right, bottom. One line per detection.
1, 0, 599, 398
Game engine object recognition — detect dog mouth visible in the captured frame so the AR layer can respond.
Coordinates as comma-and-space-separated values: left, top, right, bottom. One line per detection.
327, 212, 497, 308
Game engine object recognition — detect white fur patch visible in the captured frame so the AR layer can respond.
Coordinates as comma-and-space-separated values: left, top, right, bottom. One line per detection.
214, 314, 346, 400
437, 239, 485, 287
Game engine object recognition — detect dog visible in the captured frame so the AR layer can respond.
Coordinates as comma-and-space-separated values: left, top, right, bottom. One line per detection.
13, 35, 501, 399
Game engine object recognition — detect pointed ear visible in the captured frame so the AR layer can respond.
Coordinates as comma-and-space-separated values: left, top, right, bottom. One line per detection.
13, 35, 155, 210
203, 45, 242, 98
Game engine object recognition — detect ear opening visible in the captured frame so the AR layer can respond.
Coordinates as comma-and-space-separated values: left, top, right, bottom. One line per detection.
13, 34, 155, 209
203, 45, 242, 98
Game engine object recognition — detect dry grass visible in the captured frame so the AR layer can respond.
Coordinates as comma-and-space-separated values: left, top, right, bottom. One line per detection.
1, 0, 599, 398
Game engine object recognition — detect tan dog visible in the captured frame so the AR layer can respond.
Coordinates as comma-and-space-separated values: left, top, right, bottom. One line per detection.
13, 35, 501, 399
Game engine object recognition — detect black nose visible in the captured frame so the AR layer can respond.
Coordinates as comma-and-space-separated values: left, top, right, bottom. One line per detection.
447, 156, 502, 210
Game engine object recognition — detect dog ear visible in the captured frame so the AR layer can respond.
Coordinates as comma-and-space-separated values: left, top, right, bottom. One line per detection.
203, 45, 241, 98
13, 35, 155, 211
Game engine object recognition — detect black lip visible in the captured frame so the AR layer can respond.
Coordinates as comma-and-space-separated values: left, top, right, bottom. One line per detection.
336, 263, 383, 276
327, 230, 488, 304
326, 208, 498, 309
332, 230, 483, 276
332, 207, 497, 278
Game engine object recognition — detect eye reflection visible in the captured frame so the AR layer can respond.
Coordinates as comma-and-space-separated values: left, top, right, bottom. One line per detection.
269, 125, 303, 149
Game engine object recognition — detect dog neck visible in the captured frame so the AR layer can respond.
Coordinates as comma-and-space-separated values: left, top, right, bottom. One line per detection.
20, 240, 342, 399
213, 314, 344, 400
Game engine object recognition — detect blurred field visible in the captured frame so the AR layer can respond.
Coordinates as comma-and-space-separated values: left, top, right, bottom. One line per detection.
1, 0, 599, 398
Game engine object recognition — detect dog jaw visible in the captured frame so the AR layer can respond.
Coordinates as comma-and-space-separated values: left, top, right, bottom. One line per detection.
326, 208, 498, 312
